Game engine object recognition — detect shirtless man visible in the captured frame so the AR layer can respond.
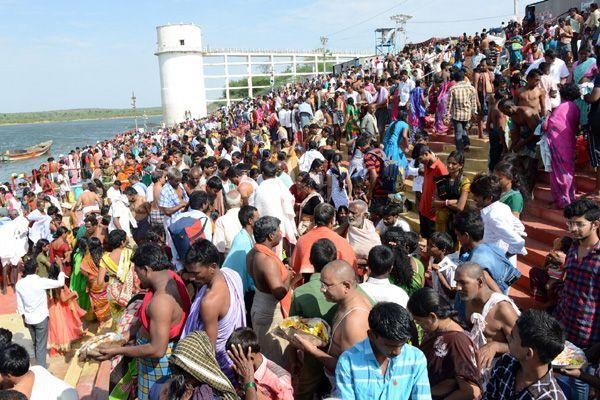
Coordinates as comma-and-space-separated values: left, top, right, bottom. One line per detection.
247, 216, 301, 366
498, 98, 541, 194
124, 186, 151, 243
292, 260, 372, 393
181, 239, 246, 379
73, 182, 102, 218
184, 166, 202, 195
235, 164, 258, 206
487, 90, 510, 171
454, 262, 519, 373
99, 242, 191, 400
82, 214, 107, 245
514, 69, 546, 116
149, 169, 166, 226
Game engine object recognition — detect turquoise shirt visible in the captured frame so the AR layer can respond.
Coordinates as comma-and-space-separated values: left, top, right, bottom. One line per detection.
222, 229, 255, 293
336, 339, 431, 400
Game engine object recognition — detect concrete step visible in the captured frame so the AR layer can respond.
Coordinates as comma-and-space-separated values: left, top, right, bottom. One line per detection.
427, 142, 489, 158
509, 281, 546, 310
428, 134, 489, 148
532, 184, 588, 205
523, 201, 567, 226
401, 210, 421, 233
519, 237, 549, 269
538, 170, 596, 193
443, 144, 489, 158
515, 258, 534, 290
521, 213, 569, 248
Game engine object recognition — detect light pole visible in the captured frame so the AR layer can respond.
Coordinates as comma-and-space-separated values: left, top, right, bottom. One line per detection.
390, 14, 412, 52
320, 36, 329, 74
131, 91, 138, 132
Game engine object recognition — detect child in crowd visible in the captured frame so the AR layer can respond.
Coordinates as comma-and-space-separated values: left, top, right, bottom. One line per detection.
544, 236, 573, 294
226, 327, 294, 400
428, 232, 459, 300
406, 136, 428, 210
529, 235, 573, 307
350, 176, 369, 204
46, 263, 86, 354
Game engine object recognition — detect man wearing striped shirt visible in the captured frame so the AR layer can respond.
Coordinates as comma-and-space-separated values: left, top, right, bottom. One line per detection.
336, 302, 431, 400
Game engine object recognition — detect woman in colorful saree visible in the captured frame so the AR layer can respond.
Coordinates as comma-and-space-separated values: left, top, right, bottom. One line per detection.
435, 76, 455, 133
69, 237, 90, 312
79, 236, 110, 323
100, 229, 135, 321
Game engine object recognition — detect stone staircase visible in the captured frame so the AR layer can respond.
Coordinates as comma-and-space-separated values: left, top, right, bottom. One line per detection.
399, 133, 595, 309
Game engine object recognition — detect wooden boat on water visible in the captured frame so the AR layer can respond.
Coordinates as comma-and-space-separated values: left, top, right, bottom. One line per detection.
0, 140, 53, 161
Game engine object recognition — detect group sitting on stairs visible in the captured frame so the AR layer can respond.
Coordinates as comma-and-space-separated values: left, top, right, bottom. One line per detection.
1, 8, 600, 400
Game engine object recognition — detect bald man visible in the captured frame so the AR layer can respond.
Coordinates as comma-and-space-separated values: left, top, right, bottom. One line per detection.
292, 259, 372, 394
275, 161, 294, 189
234, 164, 257, 206
184, 166, 203, 195
454, 262, 520, 379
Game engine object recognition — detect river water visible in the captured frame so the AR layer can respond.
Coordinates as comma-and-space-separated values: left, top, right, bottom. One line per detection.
0, 115, 162, 182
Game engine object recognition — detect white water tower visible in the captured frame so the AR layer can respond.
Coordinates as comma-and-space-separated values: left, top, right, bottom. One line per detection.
155, 24, 207, 126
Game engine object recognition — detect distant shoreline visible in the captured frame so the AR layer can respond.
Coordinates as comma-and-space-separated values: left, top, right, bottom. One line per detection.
0, 114, 163, 126
0, 108, 163, 126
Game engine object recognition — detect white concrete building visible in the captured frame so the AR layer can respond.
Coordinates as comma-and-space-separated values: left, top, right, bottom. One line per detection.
156, 24, 207, 125
155, 23, 370, 124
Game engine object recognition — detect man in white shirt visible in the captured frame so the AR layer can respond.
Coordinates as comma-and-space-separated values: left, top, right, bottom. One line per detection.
524, 49, 569, 84
278, 103, 292, 141
108, 194, 137, 238
585, 3, 599, 31
15, 259, 66, 368
360, 245, 409, 307
0, 209, 29, 295
212, 190, 243, 255
396, 69, 415, 110
0, 343, 78, 400
471, 174, 527, 268
298, 140, 326, 173
106, 181, 122, 205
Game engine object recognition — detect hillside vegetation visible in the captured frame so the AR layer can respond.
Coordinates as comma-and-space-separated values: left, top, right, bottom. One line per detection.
0, 107, 162, 125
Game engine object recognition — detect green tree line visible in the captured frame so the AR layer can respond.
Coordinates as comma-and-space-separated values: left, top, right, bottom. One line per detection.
0, 107, 162, 125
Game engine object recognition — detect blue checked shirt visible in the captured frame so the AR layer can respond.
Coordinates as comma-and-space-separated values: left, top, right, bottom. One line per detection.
159, 182, 189, 220
336, 338, 432, 400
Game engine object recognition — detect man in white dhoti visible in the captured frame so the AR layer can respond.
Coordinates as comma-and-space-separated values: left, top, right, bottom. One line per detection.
254, 161, 297, 254
0, 210, 29, 294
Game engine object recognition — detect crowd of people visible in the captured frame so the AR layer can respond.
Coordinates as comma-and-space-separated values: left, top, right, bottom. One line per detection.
0, 5, 600, 400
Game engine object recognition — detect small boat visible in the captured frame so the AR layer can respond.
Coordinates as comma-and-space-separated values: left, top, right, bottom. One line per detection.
0, 140, 53, 161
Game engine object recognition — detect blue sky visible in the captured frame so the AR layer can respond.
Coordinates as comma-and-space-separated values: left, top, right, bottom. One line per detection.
1, 0, 537, 113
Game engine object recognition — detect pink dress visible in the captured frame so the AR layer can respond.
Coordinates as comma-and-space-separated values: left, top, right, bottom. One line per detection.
544, 101, 580, 208
48, 286, 86, 354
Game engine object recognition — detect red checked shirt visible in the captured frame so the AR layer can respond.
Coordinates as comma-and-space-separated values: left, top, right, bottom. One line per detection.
364, 148, 389, 199
555, 240, 600, 348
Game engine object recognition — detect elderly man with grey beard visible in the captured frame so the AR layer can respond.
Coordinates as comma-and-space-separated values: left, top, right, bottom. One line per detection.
340, 200, 381, 274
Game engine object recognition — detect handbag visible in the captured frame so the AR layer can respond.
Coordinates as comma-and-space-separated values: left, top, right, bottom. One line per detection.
107, 266, 135, 308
